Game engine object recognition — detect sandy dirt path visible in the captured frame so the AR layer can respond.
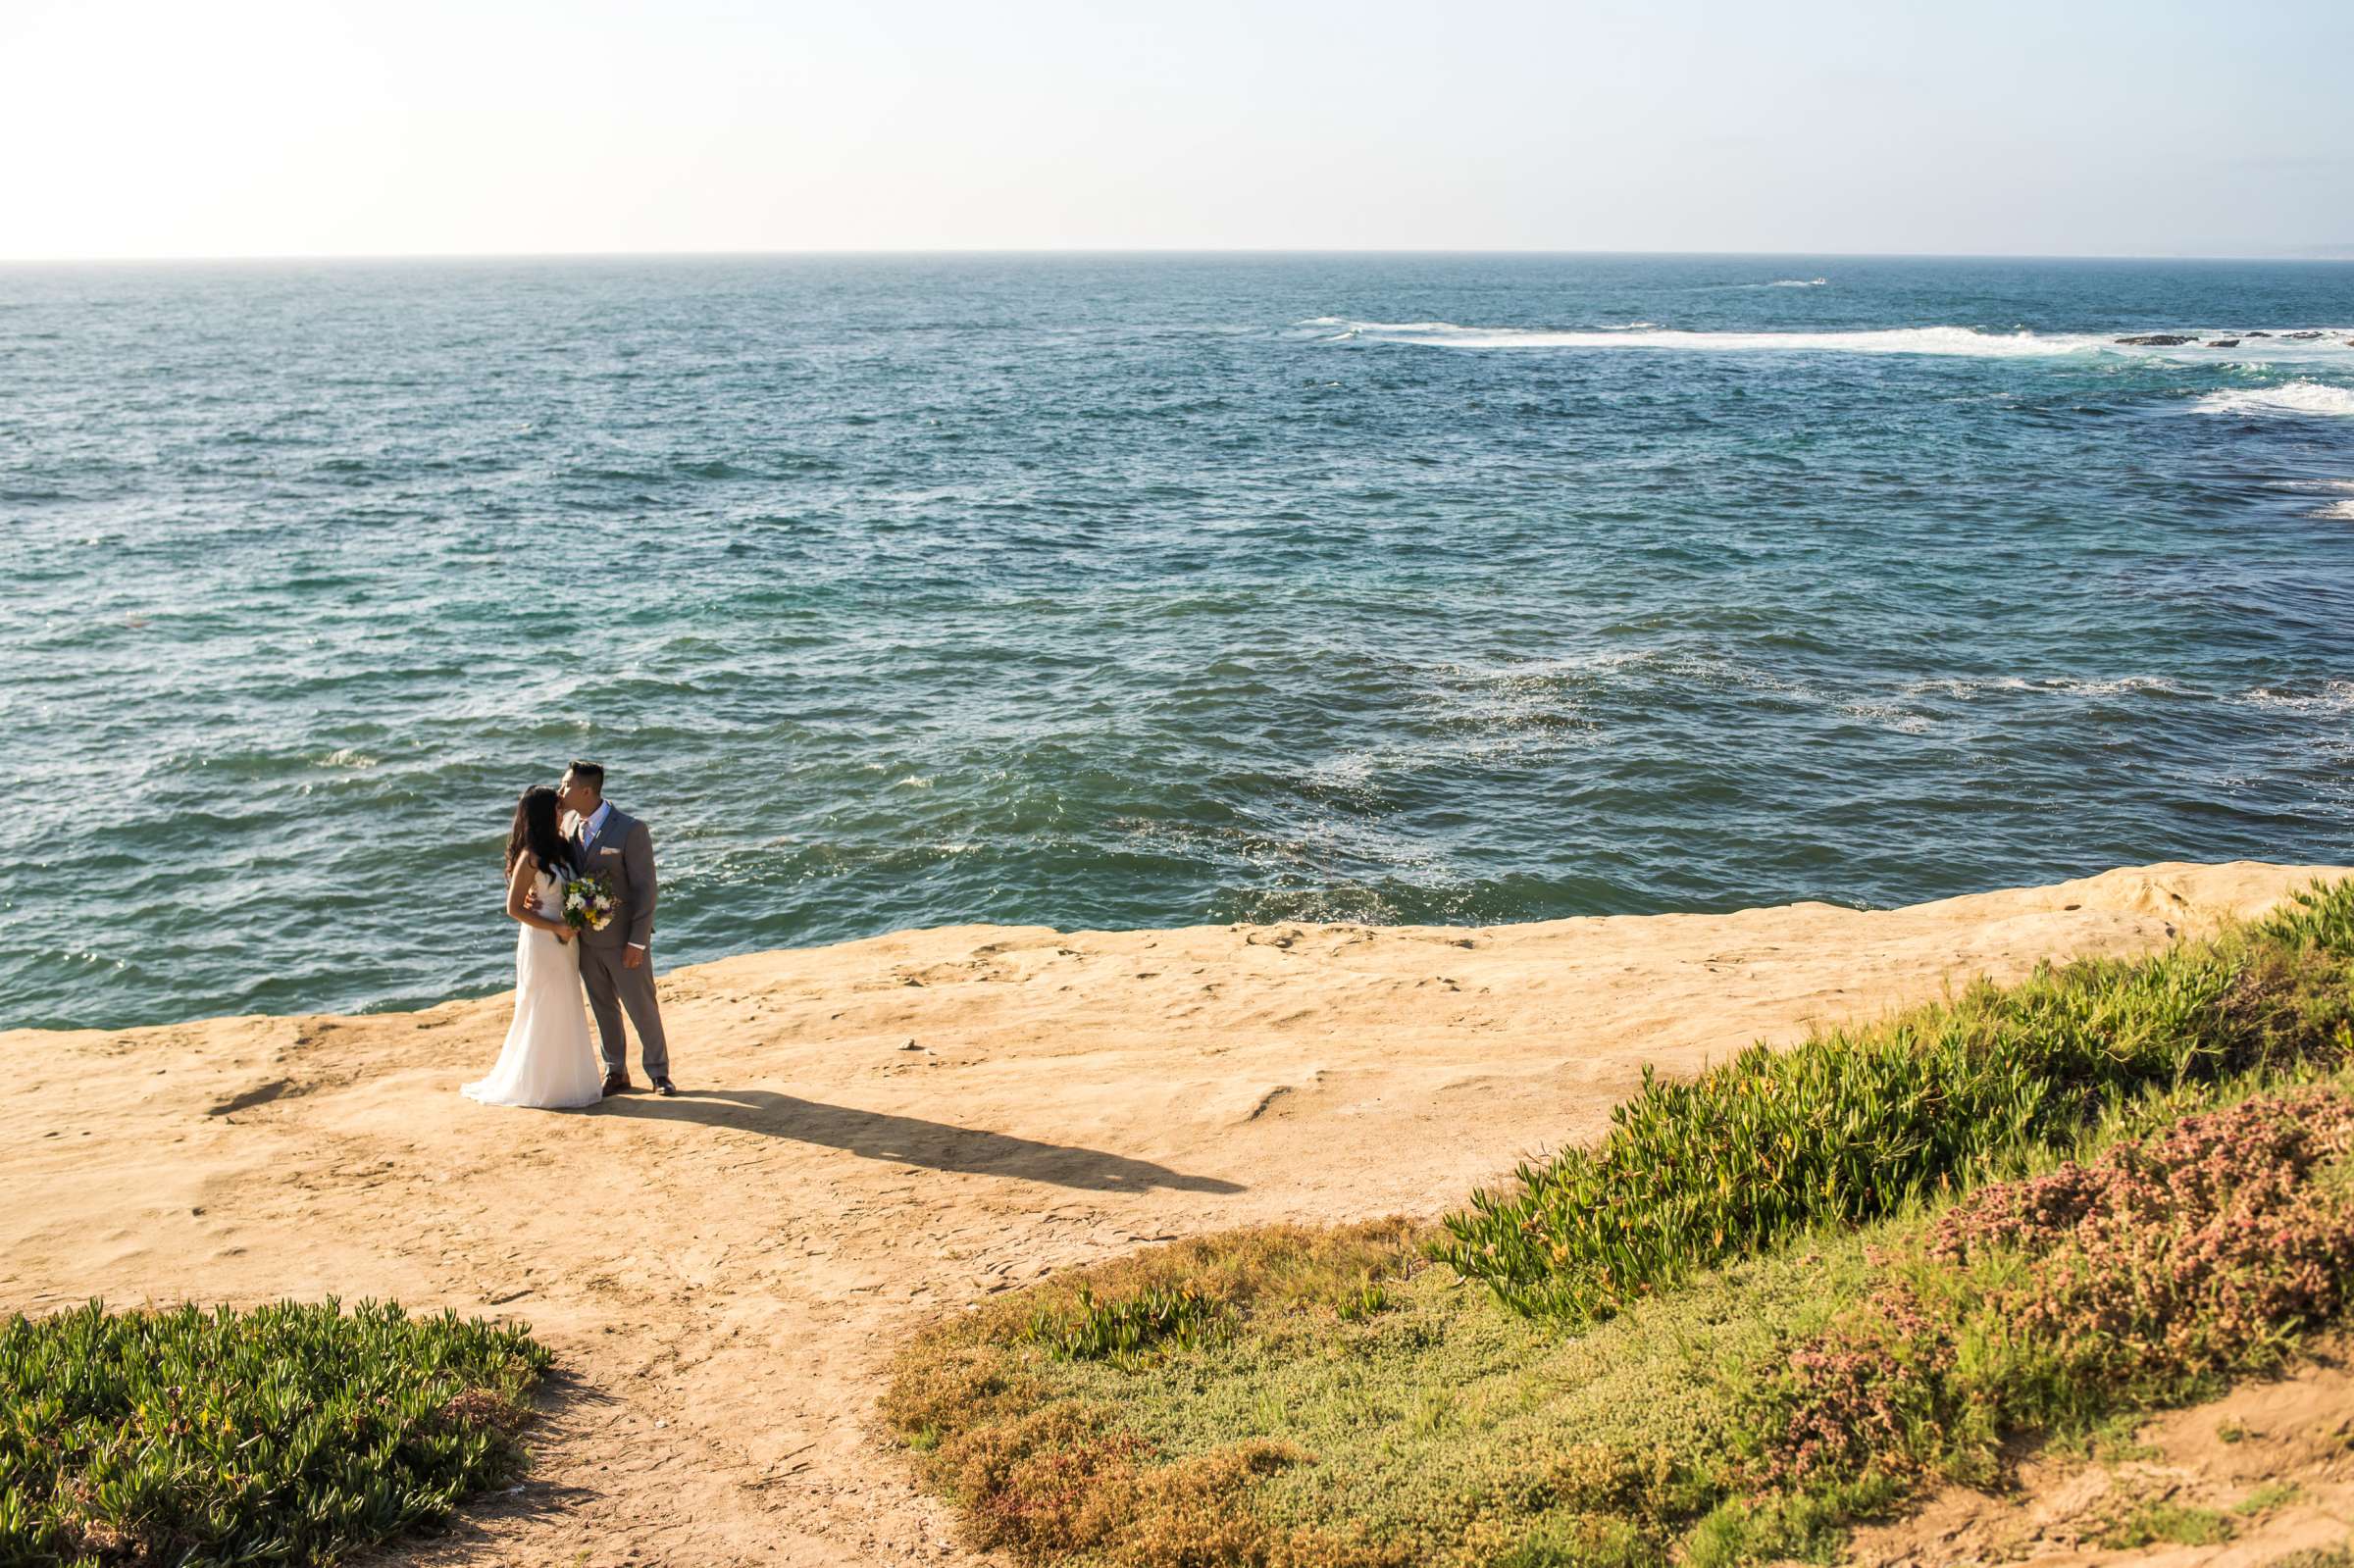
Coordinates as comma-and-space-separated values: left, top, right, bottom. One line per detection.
6, 860, 2341, 1567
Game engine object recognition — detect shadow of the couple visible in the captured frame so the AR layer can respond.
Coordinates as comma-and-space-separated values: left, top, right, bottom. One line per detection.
589, 1087, 1244, 1195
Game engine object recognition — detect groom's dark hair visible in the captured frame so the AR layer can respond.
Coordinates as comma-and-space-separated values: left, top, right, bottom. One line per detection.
567, 760, 606, 793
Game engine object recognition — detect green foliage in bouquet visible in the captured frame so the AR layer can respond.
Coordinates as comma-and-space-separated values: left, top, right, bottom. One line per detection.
560, 874, 617, 934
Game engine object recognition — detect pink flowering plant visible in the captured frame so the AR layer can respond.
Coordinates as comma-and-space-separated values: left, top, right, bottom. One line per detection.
1740, 1087, 2354, 1492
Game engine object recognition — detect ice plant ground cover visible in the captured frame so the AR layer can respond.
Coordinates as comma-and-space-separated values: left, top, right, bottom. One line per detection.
0, 1298, 549, 1567
886, 883, 2354, 1567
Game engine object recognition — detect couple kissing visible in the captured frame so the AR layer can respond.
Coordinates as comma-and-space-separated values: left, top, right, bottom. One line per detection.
462, 761, 675, 1110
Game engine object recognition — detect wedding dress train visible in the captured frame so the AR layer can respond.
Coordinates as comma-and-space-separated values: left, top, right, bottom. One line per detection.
463, 866, 604, 1109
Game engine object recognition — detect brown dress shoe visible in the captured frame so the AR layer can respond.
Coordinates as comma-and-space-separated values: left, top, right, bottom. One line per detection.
601, 1074, 633, 1096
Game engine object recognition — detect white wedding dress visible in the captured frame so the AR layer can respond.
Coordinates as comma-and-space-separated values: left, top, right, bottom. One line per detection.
463, 865, 605, 1109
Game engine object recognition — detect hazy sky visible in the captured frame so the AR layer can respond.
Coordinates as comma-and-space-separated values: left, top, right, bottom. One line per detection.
3, 0, 2350, 260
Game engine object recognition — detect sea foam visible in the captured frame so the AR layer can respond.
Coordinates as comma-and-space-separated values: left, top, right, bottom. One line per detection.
2191, 381, 2354, 418
1309, 321, 2353, 361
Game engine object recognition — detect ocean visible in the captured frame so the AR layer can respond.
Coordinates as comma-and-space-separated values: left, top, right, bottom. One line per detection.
6, 253, 2353, 1031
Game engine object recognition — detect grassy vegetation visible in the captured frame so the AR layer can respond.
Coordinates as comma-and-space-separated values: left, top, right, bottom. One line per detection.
1439, 888, 2354, 1323
887, 881, 2354, 1567
2092, 1496, 2235, 1550
1, 1298, 550, 1567
2233, 1481, 2303, 1516
1026, 1282, 1230, 1366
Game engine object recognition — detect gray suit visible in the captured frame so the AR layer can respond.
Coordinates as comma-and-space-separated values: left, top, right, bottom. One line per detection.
570, 804, 669, 1081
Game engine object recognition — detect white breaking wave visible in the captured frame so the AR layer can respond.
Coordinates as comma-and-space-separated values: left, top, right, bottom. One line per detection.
2314, 500, 2354, 521
1314, 322, 2112, 356
1767, 278, 1829, 287
2191, 381, 2354, 418
1302, 320, 2354, 361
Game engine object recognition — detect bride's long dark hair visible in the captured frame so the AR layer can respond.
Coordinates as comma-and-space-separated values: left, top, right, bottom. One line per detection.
505, 785, 577, 880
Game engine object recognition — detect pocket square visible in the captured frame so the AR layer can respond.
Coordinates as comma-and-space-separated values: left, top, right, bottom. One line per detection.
597, 846, 621, 857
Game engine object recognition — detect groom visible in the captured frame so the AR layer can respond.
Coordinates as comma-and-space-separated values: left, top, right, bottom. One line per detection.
556, 761, 676, 1097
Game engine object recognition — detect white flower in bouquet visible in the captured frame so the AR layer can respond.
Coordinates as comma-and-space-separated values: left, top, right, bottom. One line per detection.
561, 874, 617, 933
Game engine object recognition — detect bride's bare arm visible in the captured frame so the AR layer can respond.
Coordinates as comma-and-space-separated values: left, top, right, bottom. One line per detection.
505, 854, 572, 939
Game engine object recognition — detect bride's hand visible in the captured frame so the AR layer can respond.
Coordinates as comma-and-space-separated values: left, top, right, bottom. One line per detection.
552, 926, 572, 943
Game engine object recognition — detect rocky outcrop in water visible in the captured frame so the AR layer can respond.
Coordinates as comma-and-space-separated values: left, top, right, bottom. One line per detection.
2109, 331, 2334, 348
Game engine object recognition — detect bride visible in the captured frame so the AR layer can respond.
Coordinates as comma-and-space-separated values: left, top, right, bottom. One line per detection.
463, 785, 606, 1109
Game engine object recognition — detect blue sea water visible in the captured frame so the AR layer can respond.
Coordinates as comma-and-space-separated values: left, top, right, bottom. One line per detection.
6, 253, 2354, 1031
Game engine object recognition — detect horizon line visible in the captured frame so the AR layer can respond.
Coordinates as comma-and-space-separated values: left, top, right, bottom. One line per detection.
6, 244, 2354, 267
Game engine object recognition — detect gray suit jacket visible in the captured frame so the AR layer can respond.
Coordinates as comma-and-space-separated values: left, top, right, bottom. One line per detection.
571, 805, 657, 950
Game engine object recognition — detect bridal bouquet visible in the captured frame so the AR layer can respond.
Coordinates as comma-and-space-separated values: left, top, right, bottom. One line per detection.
561, 874, 617, 934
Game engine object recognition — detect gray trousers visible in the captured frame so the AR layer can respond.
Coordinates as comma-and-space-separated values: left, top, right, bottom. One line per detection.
580, 942, 669, 1080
